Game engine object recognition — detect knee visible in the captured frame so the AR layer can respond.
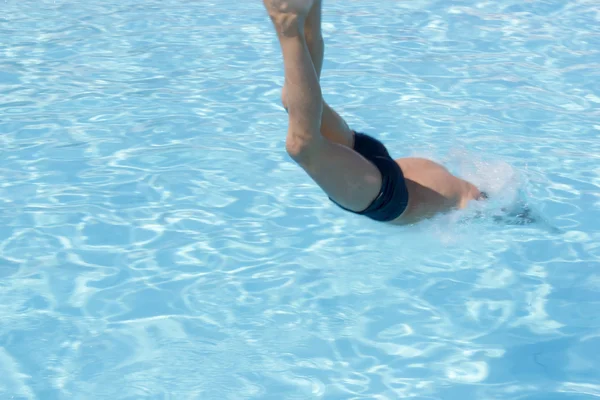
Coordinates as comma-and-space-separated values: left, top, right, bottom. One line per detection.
285, 135, 316, 164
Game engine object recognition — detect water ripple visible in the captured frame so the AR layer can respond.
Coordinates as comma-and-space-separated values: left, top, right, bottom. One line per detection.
1, 0, 599, 398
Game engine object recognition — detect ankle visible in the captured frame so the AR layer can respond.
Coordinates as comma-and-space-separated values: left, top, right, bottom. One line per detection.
270, 13, 304, 37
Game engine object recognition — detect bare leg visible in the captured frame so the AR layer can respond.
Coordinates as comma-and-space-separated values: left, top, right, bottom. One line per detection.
264, 0, 381, 212
281, 0, 355, 148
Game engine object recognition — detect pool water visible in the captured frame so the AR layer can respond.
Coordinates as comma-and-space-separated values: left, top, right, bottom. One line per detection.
1, 0, 600, 399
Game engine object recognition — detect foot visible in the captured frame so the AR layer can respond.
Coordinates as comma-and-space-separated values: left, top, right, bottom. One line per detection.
263, 0, 314, 36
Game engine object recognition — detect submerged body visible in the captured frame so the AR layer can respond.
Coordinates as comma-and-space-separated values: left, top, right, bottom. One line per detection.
265, 0, 483, 225
396, 157, 482, 224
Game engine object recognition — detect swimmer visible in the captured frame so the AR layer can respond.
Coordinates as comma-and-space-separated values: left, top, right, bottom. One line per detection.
263, 0, 485, 225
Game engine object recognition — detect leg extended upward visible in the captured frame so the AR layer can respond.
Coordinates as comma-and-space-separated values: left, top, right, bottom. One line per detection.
263, 0, 383, 213
280, 0, 354, 148
264, 0, 483, 224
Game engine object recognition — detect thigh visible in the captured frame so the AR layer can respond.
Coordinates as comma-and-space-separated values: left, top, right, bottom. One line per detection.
296, 136, 382, 213
320, 102, 354, 147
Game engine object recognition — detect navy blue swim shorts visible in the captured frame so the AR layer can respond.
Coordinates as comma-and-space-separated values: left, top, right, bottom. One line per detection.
330, 132, 409, 222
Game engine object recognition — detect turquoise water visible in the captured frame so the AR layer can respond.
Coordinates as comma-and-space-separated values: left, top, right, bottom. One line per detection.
1, 0, 600, 398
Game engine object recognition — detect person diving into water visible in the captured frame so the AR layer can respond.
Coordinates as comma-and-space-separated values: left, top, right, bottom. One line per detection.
263, 0, 488, 225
